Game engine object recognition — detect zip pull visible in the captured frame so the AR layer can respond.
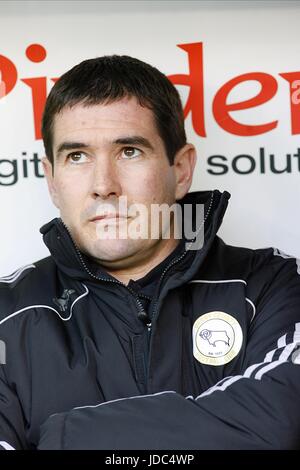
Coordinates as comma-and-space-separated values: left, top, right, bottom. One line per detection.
146, 322, 152, 332
137, 309, 150, 325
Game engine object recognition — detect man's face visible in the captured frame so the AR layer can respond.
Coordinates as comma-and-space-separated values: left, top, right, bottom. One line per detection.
43, 96, 195, 270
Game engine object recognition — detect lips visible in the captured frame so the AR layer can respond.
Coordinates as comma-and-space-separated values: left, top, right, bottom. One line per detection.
91, 214, 128, 222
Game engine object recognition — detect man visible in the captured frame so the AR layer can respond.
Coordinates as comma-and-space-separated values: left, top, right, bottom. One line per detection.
0, 55, 300, 450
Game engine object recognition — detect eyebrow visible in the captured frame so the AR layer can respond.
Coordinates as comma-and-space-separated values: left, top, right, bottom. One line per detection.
55, 136, 154, 159
56, 142, 89, 159
113, 136, 154, 151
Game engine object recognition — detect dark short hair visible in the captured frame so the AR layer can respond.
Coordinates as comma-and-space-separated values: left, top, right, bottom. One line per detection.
41, 55, 187, 166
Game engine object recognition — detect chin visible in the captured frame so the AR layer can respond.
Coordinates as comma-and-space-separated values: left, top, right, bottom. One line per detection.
88, 239, 140, 263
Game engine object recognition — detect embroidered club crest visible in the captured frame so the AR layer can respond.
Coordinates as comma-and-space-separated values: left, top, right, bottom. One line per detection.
193, 311, 243, 366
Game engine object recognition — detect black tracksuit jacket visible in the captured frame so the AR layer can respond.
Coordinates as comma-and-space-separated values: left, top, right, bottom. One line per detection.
0, 190, 300, 450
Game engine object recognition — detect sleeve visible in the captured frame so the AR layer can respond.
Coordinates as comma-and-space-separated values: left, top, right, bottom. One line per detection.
0, 366, 28, 450
38, 251, 300, 450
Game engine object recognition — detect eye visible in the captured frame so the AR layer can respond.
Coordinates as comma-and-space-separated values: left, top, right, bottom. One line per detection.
67, 152, 89, 164
121, 147, 142, 159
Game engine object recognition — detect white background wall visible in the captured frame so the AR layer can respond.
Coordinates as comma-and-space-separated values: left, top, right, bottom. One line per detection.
0, 0, 299, 276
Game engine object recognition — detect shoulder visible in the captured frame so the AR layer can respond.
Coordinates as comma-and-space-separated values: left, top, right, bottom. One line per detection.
0, 257, 57, 322
0, 257, 56, 287
203, 237, 300, 284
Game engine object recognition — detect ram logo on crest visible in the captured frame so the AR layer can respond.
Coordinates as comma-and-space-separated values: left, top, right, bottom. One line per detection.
199, 328, 230, 347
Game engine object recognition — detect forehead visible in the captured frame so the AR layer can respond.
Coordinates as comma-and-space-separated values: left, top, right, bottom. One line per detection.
52, 97, 158, 144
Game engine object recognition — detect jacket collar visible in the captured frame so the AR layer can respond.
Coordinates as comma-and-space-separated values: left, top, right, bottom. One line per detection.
40, 190, 230, 285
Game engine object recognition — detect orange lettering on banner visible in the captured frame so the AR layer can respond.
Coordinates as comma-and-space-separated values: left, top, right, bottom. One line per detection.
21, 44, 48, 140
280, 72, 300, 135
212, 72, 278, 136
0, 42, 300, 140
0, 55, 18, 96
21, 78, 47, 140
168, 42, 206, 137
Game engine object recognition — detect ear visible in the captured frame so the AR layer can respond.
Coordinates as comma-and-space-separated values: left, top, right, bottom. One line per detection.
42, 157, 60, 209
173, 144, 197, 200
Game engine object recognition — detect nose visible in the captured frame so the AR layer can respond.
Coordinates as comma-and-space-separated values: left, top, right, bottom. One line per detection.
91, 156, 122, 200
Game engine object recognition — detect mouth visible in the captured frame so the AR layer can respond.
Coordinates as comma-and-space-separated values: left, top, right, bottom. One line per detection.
90, 214, 129, 223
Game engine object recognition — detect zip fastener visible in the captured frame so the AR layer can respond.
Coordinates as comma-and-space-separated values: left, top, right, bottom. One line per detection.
136, 293, 152, 330
58, 219, 148, 322
150, 250, 188, 325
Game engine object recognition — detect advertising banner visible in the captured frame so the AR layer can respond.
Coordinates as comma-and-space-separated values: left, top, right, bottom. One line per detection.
0, 0, 299, 275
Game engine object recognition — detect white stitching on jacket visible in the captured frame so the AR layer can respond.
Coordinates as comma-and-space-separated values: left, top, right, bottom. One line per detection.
245, 297, 256, 322
196, 322, 300, 399
0, 264, 36, 283
189, 279, 247, 285
0, 284, 89, 325
48, 391, 177, 419
189, 279, 256, 321
0, 441, 15, 450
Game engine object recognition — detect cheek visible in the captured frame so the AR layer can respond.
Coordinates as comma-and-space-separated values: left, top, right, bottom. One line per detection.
150, 167, 176, 201
128, 171, 176, 206
127, 174, 157, 201
55, 177, 85, 215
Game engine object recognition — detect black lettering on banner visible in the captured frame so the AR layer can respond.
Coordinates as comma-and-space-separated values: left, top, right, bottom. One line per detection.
1, 148, 300, 185
0, 159, 18, 185
0, 152, 44, 186
232, 154, 256, 174
206, 147, 300, 175
270, 153, 292, 173
207, 155, 228, 175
